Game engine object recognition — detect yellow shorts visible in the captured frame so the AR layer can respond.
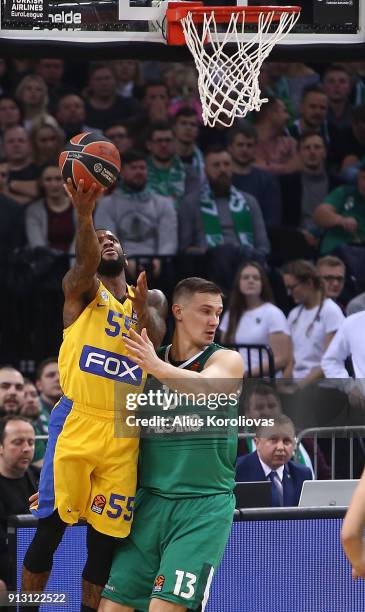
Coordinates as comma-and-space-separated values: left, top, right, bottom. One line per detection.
33, 395, 139, 538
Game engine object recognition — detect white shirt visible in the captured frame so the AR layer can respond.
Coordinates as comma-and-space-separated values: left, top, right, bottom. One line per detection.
219, 303, 290, 373
322, 311, 365, 379
258, 457, 284, 482
287, 298, 345, 379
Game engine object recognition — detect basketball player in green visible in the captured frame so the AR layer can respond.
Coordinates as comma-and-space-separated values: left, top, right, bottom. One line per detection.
98, 277, 244, 612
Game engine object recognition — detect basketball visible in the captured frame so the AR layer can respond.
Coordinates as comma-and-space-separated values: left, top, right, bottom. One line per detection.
59, 132, 121, 191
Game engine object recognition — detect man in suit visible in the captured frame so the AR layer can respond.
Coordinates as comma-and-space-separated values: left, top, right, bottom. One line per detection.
236, 414, 312, 506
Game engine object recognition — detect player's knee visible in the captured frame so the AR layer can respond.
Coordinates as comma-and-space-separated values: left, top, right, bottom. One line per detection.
82, 526, 115, 586
149, 600, 187, 612
23, 511, 67, 573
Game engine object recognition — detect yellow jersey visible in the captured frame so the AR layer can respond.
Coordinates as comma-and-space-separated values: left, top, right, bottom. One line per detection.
58, 281, 144, 414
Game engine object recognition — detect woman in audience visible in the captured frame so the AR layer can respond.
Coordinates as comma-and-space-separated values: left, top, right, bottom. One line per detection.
15, 74, 53, 132
30, 122, 65, 167
25, 163, 75, 253
282, 259, 345, 385
219, 261, 292, 377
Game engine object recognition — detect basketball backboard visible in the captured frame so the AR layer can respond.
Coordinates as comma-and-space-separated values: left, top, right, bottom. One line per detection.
0, 0, 364, 58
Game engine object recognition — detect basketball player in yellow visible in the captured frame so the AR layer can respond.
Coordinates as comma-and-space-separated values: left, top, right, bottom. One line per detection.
21, 178, 167, 612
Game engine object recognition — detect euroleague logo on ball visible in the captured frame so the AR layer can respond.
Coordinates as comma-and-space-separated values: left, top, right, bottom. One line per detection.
59, 132, 121, 191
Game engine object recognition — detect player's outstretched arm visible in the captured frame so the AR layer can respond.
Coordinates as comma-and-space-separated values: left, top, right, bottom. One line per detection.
125, 329, 244, 395
342, 468, 365, 579
128, 271, 168, 348
62, 179, 104, 297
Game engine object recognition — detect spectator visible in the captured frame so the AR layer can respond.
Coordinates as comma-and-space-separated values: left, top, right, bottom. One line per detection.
35, 59, 71, 112
235, 414, 313, 507
0, 96, 22, 131
56, 93, 96, 141
0, 415, 39, 590
272, 132, 333, 264
0, 160, 25, 269
83, 62, 136, 131
322, 311, 365, 379
219, 261, 292, 377
167, 64, 202, 120
20, 379, 47, 467
172, 107, 205, 184
180, 146, 270, 290
282, 260, 344, 385
337, 104, 365, 183
94, 149, 178, 276
227, 122, 282, 227
239, 382, 330, 478
110, 59, 143, 98
30, 122, 65, 167
128, 81, 170, 149
316, 255, 346, 304
323, 64, 354, 173
25, 164, 75, 253
323, 64, 353, 132
14, 74, 54, 133
35, 357, 62, 432
103, 123, 132, 157
283, 63, 321, 113
3, 125, 40, 205
313, 161, 365, 259
138, 80, 170, 123
289, 85, 329, 144
252, 96, 301, 175
0, 366, 25, 418
146, 121, 200, 208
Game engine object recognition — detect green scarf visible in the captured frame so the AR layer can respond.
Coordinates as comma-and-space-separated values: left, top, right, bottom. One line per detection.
191, 146, 205, 183
147, 155, 186, 208
200, 183, 254, 248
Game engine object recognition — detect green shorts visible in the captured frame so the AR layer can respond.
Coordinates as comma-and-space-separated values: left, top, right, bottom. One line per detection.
102, 489, 235, 611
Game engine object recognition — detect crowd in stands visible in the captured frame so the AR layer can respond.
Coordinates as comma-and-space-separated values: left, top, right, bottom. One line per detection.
1, 58, 365, 554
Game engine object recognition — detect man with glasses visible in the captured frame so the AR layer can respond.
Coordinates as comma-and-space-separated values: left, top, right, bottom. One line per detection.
316, 255, 346, 304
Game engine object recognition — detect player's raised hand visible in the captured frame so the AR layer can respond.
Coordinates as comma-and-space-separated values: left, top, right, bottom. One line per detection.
64, 178, 104, 218
125, 328, 160, 375
127, 271, 148, 319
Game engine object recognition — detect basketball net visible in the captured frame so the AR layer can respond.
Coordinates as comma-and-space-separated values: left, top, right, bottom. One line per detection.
178, 8, 300, 127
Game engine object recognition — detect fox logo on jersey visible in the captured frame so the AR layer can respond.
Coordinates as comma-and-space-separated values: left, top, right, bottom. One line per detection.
91, 494, 106, 514
79, 345, 143, 385
153, 575, 165, 593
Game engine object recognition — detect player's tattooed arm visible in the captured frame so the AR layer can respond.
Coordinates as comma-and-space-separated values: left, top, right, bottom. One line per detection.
62, 179, 103, 300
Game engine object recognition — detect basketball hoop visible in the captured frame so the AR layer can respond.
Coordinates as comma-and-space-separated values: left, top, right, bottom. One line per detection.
166, 3, 301, 127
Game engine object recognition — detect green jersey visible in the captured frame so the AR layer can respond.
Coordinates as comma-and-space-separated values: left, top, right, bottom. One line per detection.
138, 343, 238, 498
321, 185, 365, 254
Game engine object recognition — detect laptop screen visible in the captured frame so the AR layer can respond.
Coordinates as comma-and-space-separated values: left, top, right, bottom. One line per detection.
234, 481, 272, 508
298, 480, 359, 507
